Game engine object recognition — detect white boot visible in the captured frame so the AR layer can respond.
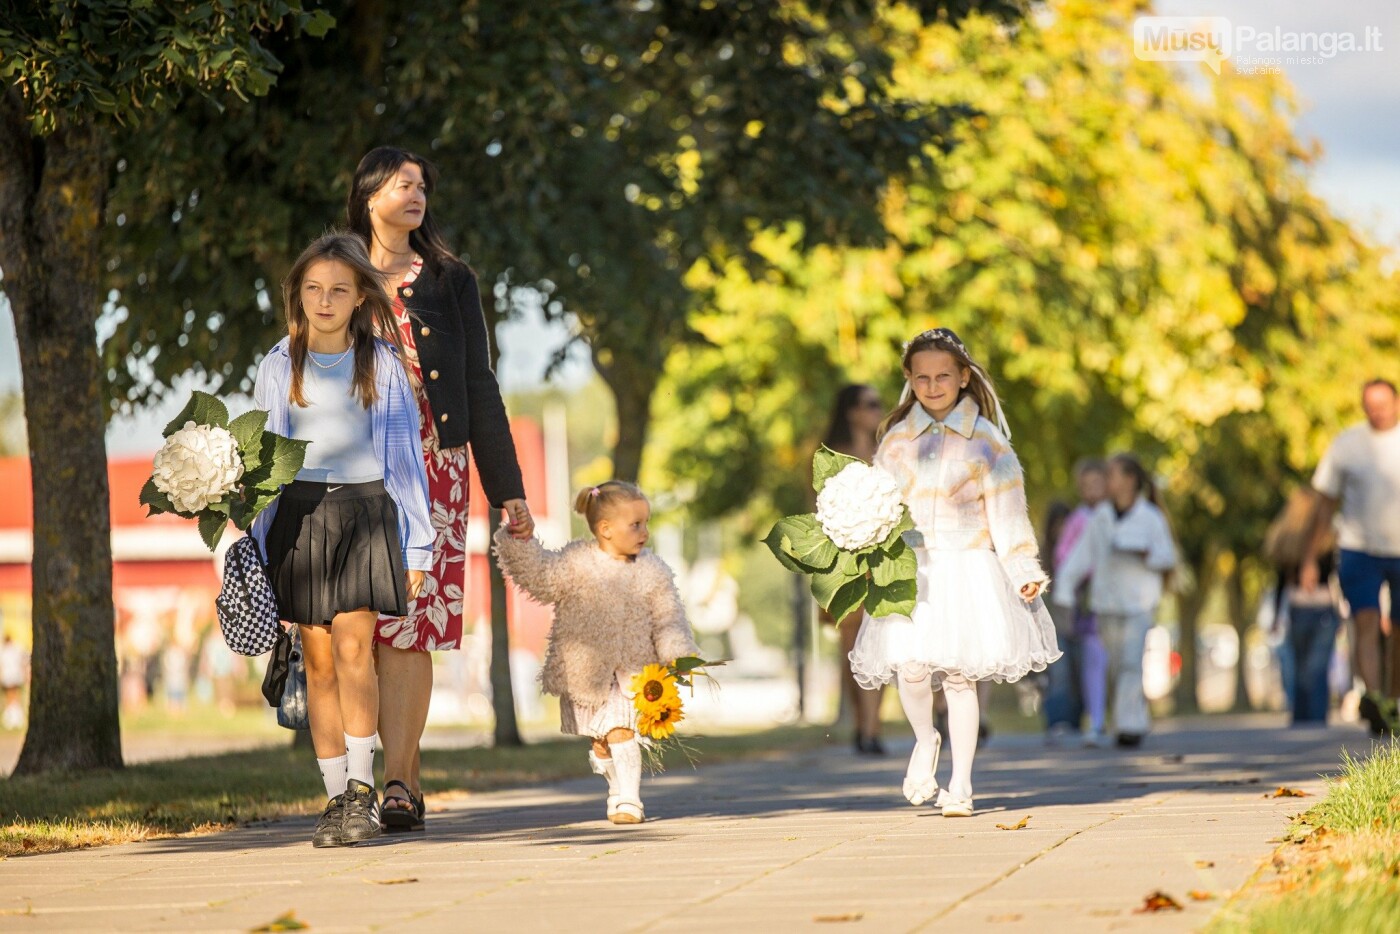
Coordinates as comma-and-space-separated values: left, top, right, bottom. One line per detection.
608, 739, 645, 825
589, 749, 621, 819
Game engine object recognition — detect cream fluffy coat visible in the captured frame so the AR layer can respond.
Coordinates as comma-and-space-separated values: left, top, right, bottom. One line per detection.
493, 528, 700, 708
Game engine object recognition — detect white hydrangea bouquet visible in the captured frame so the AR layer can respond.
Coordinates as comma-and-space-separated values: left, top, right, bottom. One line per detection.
764, 447, 918, 621
140, 391, 309, 550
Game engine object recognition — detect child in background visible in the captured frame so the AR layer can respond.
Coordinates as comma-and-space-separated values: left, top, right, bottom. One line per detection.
494, 481, 701, 824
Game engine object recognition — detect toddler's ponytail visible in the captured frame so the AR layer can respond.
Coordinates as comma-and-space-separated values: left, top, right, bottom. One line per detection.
574, 480, 647, 531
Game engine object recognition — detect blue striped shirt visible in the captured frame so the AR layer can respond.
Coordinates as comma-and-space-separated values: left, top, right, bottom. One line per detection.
249, 337, 435, 572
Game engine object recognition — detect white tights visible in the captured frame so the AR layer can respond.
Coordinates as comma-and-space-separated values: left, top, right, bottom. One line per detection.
897, 671, 979, 798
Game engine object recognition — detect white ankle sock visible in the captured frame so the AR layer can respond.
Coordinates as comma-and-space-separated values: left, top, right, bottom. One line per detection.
943, 677, 980, 798
345, 733, 378, 788
896, 673, 938, 778
317, 754, 348, 800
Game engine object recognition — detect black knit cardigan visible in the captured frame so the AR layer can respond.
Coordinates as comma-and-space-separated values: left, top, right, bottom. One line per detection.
396, 256, 525, 508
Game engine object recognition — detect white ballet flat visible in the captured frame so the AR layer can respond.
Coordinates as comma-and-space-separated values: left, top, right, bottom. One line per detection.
901, 733, 942, 806
937, 789, 974, 817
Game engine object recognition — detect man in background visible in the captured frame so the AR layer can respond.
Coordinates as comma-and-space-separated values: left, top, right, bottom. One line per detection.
1305, 379, 1400, 734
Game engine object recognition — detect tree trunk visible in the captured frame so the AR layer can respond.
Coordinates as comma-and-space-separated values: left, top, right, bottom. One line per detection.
486, 506, 523, 746
1173, 555, 1212, 716
594, 353, 659, 483
480, 286, 522, 747
0, 102, 123, 773
1227, 566, 1254, 713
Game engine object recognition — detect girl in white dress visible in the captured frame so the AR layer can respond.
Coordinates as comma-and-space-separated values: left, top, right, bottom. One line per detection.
849, 328, 1060, 816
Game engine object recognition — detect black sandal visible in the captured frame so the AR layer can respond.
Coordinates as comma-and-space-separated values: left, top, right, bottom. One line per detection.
381, 779, 425, 833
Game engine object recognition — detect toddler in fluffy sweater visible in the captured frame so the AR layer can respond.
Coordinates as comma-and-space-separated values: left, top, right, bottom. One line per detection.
493, 481, 700, 825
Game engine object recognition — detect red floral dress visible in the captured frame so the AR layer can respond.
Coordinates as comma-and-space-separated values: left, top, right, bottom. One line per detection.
375, 259, 471, 651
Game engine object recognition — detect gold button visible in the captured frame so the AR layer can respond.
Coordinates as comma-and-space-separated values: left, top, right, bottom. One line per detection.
439, 413, 449, 423
429, 369, 439, 380
420, 326, 430, 337
403, 287, 414, 297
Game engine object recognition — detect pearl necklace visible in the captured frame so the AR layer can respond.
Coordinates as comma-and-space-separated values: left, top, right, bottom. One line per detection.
309, 343, 353, 369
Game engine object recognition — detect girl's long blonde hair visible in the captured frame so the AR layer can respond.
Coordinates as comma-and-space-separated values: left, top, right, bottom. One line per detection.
282, 231, 406, 408
878, 328, 1010, 442
1264, 487, 1334, 569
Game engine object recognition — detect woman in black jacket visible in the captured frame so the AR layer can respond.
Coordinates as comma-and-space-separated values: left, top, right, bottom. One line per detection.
348, 146, 534, 830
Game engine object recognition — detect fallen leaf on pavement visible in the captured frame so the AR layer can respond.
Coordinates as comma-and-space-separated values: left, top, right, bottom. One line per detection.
1268, 787, 1309, 798
1188, 890, 1216, 901
813, 913, 863, 923
249, 911, 308, 932
367, 878, 418, 885
1194, 860, 1215, 869
995, 816, 1031, 831
1134, 891, 1183, 913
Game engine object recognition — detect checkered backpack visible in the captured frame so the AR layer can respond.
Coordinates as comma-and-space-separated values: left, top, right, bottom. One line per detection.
216, 536, 281, 656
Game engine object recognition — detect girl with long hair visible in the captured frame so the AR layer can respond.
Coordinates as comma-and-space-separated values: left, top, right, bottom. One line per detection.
849, 328, 1060, 817
250, 231, 434, 847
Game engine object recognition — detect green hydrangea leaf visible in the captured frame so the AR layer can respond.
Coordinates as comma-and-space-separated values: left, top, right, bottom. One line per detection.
197, 510, 228, 551
162, 390, 230, 436
138, 477, 176, 516
812, 444, 865, 495
822, 574, 870, 622
763, 514, 838, 573
869, 538, 916, 587
864, 578, 917, 619
227, 409, 268, 460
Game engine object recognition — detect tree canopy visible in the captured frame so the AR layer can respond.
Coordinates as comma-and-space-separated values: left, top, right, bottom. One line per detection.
101, 0, 1025, 479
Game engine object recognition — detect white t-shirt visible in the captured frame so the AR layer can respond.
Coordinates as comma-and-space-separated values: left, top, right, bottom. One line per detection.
1313, 422, 1400, 557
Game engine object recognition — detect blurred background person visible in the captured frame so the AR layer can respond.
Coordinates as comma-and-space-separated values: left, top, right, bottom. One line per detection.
1056, 454, 1177, 748
1304, 378, 1400, 735
1264, 488, 1339, 725
1042, 458, 1112, 745
1, 630, 28, 731
821, 383, 888, 755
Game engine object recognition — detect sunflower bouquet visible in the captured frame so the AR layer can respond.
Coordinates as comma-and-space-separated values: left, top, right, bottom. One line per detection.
630, 656, 723, 769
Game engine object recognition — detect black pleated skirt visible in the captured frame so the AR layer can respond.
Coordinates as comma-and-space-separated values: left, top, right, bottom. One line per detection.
265, 479, 408, 627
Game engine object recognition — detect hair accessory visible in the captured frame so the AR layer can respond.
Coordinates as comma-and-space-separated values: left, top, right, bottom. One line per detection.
905, 327, 968, 355
589, 487, 600, 498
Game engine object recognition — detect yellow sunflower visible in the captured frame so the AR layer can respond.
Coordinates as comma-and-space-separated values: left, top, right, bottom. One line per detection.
637, 697, 685, 741
631, 664, 680, 720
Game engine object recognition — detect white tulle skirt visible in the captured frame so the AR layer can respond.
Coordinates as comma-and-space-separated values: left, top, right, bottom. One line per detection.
849, 548, 1061, 689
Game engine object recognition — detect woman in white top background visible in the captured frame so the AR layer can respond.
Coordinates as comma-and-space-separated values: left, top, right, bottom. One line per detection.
1055, 454, 1177, 748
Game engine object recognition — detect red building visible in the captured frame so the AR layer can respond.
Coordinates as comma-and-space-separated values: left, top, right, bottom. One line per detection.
0, 418, 555, 659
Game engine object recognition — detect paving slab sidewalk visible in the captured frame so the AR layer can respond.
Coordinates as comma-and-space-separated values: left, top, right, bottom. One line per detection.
0, 715, 1370, 933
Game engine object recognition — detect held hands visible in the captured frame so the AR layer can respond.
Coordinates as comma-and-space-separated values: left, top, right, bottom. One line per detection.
406, 570, 425, 600
503, 499, 534, 540
1020, 581, 1043, 603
